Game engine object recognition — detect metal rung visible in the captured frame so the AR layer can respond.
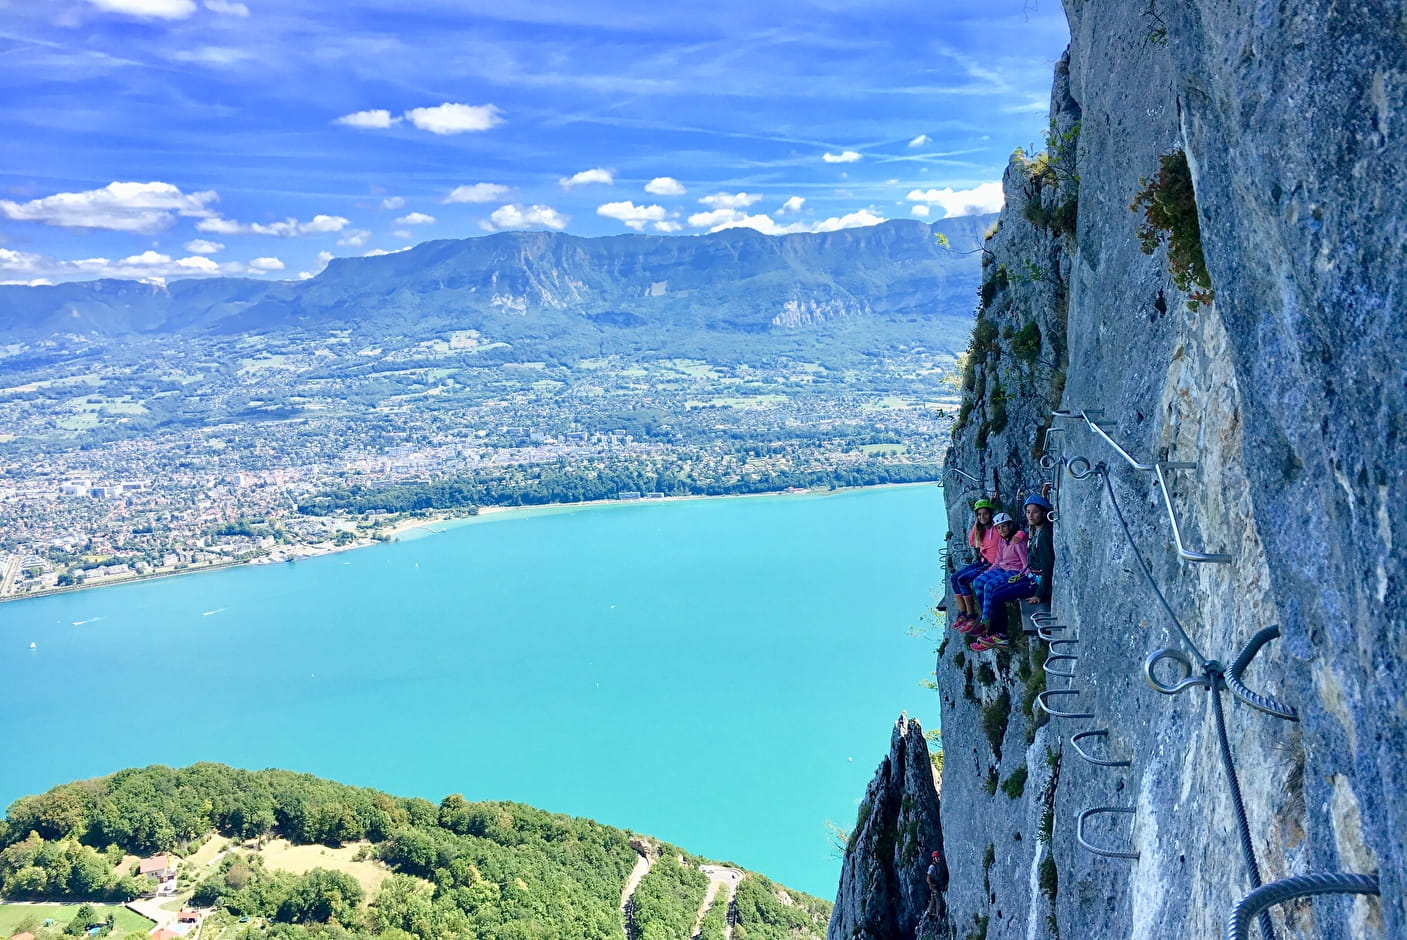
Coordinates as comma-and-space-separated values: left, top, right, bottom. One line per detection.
1155, 462, 1233, 563
943, 466, 981, 486
1038, 624, 1071, 642
1048, 638, 1079, 649
1070, 730, 1132, 767
1037, 688, 1094, 719
1077, 807, 1139, 859
1044, 654, 1078, 679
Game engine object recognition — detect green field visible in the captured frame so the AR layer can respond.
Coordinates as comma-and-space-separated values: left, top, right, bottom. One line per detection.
0, 903, 154, 936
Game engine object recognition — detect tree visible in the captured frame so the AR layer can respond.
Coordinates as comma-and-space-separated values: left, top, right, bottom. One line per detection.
275, 868, 364, 924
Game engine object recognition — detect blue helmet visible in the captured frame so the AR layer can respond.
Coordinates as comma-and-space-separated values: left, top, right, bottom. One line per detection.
1023, 493, 1053, 511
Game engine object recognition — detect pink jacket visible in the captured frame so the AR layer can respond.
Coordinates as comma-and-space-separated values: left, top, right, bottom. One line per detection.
992, 531, 1029, 572
968, 524, 1002, 565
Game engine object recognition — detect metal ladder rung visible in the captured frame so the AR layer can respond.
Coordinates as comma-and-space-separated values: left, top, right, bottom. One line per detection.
1037, 688, 1094, 719
1070, 729, 1131, 767
1077, 807, 1140, 859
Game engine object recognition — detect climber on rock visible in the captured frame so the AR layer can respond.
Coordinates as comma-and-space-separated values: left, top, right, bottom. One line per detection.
960, 511, 1027, 639
951, 498, 999, 629
970, 491, 1055, 651
926, 850, 947, 916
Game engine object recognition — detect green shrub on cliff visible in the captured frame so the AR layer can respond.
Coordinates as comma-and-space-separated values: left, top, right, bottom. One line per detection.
1130, 150, 1215, 308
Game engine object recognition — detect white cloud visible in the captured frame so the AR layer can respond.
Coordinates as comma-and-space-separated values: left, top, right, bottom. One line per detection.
1, 278, 54, 287
485, 204, 569, 231
335, 109, 400, 129
911, 204, 931, 218
687, 208, 747, 229
822, 150, 862, 163
689, 208, 886, 236
404, 102, 503, 135
811, 209, 886, 232
908, 134, 931, 148
395, 212, 435, 226
0, 246, 235, 282
292, 216, 346, 236
249, 256, 285, 272
86, 0, 196, 18
381, 196, 405, 210
645, 177, 686, 196
596, 201, 668, 231
184, 239, 224, 254
392, 229, 412, 239
0, 181, 218, 234
203, 0, 249, 15
905, 181, 1005, 217
171, 46, 254, 67
298, 251, 335, 281
697, 192, 762, 210
337, 229, 371, 247
653, 221, 682, 233
445, 183, 509, 204
197, 213, 350, 236
364, 247, 412, 257
778, 196, 805, 215
559, 168, 614, 189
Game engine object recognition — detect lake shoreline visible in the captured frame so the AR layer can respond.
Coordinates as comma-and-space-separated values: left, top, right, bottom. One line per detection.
2, 481, 937, 606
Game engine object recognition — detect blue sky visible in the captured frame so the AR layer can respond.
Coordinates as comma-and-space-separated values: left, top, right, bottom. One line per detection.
0, 0, 1069, 284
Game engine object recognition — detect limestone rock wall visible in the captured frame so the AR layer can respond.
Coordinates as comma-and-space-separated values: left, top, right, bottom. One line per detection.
827, 718, 947, 940
833, 3, 1403, 939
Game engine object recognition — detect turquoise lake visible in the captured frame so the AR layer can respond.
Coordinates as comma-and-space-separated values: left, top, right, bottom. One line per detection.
0, 484, 943, 899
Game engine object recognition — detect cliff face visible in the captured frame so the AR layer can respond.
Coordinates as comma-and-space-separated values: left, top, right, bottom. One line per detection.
833, 4, 1403, 938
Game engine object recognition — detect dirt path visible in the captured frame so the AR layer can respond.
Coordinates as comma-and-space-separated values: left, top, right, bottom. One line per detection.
620, 838, 656, 939
692, 865, 744, 939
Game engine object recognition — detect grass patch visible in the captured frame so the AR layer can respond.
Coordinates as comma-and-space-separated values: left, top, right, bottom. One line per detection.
983, 767, 999, 796
255, 839, 392, 897
1000, 766, 1029, 799
1012, 321, 1042, 362
859, 442, 908, 455
0, 903, 153, 937
982, 689, 1012, 761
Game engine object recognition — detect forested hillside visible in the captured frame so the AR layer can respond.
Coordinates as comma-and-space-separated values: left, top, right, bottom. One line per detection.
0, 764, 829, 940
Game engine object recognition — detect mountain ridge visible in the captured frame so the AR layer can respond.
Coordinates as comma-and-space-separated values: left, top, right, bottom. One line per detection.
0, 216, 994, 345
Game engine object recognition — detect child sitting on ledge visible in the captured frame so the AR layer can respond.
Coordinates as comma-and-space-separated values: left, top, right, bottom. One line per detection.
957, 511, 1026, 636
949, 498, 999, 624
969, 492, 1055, 651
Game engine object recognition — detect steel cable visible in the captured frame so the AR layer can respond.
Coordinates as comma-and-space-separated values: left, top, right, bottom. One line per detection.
1097, 467, 1207, 666
1210, 668, 1275, 940
1226, 873, 1380, 940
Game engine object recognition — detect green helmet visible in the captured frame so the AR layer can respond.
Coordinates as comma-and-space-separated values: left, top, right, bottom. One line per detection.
973, 498, 994, 511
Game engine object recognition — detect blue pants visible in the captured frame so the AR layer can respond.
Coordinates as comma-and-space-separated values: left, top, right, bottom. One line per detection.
983, 575, 1038, 634
950, 561, 989, 597
972, 568, 1017, 611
